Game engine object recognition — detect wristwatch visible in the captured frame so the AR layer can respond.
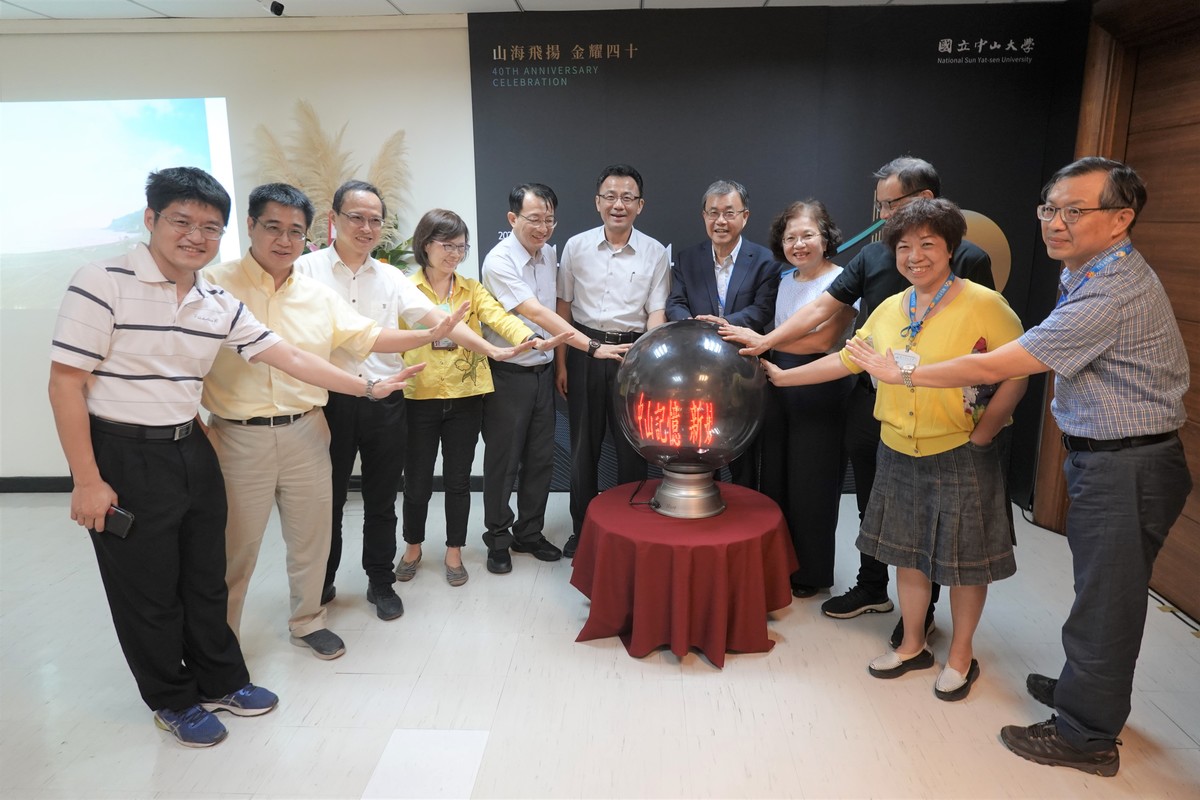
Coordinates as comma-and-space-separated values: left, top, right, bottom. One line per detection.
364, 378, 380, 402
586, 339, 601, 358
900, 364, 915, 391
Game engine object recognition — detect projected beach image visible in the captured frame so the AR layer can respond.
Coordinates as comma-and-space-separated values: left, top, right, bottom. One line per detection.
0, 97, 239, 309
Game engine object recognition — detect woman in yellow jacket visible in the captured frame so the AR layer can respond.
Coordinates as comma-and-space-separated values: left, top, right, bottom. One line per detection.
396, 209, 564, 586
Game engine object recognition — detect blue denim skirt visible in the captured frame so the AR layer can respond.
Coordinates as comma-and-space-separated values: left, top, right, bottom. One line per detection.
855, 439, 1016, 586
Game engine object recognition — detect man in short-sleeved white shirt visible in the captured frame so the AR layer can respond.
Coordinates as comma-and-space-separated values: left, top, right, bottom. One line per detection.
556, 164, 669, 557
294, 180, 433, 621
478, 183, 627, 575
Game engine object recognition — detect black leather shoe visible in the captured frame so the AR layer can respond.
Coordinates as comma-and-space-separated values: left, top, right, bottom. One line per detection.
1027, 673, 1057, 708
320, 585, 336, 605
563, 533, 580, 558
487, 548, 512, 574
791, 584, 822, 598
510, 535, 562, 561
366, 583, 404, 620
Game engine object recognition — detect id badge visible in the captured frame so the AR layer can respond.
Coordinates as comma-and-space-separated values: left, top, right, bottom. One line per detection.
431, 338, 457, 351
894, 349, 921, 381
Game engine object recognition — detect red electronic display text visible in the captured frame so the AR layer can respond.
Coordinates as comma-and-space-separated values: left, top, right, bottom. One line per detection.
634, 393, 717, 448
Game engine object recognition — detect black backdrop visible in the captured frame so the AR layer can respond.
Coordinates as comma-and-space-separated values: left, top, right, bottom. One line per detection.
467, 1, 1091, 507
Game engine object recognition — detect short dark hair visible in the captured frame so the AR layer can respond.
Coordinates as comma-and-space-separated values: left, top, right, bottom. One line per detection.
333, 179, 387, 221
595, 164, 644, 196
412, 208, 470, 268
247, 183, 315, 229
1042, 156, 1146, 231
873, 156, 942, 198
882, 197, 966, 254
145, 167, 232, 224
702, 179, 749, 210
509, 183, 558, 215
767, 200, 843, 261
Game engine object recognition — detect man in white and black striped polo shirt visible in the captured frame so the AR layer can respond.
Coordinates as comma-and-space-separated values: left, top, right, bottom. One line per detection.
48, 167, 414, 748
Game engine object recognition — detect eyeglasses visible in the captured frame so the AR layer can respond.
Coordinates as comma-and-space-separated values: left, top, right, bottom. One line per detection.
874, 188, 926, 213
1036, 204, 1124, 224
518, 214, 557, 229
703, 209, 747, 222
598, 193, 642, 205
156, 212, 225, 240
253, 218, 308, 243
337, 211, 384, 230
783, 233, 822, 247
434, 241, 471, 256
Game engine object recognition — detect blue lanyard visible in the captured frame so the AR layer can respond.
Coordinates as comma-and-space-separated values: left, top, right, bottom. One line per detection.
900, 275, 955, 348
1056, 248, 1126, 308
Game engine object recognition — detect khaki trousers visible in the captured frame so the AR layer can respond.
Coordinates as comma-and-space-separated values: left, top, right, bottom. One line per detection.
209, 411, 332, 638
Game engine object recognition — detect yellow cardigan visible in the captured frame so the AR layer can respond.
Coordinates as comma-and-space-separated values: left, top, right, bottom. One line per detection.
400, 268, 534, 400
839, 280, 1024, 457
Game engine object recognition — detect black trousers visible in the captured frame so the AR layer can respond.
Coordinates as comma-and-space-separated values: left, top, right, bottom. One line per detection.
760, 355, 853, 589
89, 422, 249, 711
403, 395, 483, 549
322, 391, 406, 590
481, 361, 555, 550
565, 347, 647, 535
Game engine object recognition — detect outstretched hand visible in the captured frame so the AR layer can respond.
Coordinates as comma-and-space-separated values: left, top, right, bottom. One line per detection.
843, 337, 901, 385
371, 362, 427, 399
532, 331, 572, 352
719, 323, 767, 356
429, 302, 470, 342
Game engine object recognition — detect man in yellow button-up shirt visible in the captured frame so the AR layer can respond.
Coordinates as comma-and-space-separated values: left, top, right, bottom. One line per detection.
203, 183, 531, 660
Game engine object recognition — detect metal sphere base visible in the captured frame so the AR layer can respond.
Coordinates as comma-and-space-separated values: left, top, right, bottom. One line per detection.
651, 464, 726, 519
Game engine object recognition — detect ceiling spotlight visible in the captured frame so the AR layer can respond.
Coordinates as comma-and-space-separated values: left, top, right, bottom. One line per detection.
270, 2, 284, 15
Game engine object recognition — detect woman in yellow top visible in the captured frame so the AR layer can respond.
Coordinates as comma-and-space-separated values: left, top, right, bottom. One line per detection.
396, 209, 565, 586
764, 198, 1026, 701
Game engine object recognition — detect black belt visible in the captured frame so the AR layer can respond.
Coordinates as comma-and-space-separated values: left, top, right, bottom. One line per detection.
1061, 430, 1177, 452
91, 416, 194, 441
489, 358, 552, 374
574, 322, 644, 345
223, 409, 312, 427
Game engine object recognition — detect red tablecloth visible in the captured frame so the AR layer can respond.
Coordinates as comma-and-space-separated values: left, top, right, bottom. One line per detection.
570, 480, 797, 668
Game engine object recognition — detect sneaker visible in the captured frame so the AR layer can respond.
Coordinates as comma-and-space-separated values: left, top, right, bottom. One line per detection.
366, 583, 405, 620
867, 648, 935, 679
487, 548, 512, 574
563, 534, 580, 559
1000, 716, 1120, 777
821, 585, 894, 619
200, 683, 279, 716
934, 659, 980, 702
154, 704, 228, 748
290, 628, 346, 660
889, 607, 937, 649
1025, 673, 1057, 708
511, 535, 562, 561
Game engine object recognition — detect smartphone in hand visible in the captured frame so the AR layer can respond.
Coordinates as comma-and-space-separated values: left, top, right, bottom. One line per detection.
90, 505, 134, 538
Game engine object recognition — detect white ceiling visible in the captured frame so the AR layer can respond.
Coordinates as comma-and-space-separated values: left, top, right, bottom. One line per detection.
0, 0, 1061, 21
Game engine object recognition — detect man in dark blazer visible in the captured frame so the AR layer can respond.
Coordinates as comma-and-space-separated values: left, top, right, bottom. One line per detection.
666, 179, 782, 487
666, 179, 782, 333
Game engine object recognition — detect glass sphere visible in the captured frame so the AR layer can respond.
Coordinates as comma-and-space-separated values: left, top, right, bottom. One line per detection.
616, 319, 766, 470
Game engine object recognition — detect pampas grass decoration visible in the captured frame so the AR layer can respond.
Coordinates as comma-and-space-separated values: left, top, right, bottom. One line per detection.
253, 125, 300, 188
289, 101, 356, 244
254, 100, 410, 251
368, 129, 411, 250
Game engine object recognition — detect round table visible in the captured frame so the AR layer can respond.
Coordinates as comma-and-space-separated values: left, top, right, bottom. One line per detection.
569, 480, 797, 668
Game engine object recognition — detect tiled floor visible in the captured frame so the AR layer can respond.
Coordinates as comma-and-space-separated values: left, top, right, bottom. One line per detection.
1, 491, 1197, 799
